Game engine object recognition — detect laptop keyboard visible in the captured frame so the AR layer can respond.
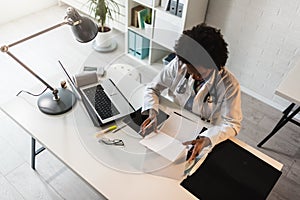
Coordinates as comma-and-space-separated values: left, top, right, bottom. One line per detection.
83, 84, 120, 120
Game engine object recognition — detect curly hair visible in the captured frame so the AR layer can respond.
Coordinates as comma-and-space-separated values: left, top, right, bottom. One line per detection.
174, 23, 228, 70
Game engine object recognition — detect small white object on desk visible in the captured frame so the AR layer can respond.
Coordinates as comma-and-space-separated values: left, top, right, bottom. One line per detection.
97, 66, 105, 77
74, 71, 98, 87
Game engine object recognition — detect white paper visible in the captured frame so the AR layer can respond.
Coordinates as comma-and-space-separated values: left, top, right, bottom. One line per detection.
139, 112, 207, 162
140, 132, 186, 162
159, 112, 204, 142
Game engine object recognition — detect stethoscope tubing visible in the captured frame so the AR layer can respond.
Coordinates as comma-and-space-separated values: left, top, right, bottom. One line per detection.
176, 71, 218, 104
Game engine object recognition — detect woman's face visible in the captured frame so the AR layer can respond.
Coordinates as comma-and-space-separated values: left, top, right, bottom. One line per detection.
186, 64, 213, 81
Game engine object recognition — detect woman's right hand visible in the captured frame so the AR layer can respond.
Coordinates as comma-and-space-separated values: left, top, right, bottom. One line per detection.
140, 109, 158, 137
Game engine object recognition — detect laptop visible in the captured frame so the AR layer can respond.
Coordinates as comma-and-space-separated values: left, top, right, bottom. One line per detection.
58, 61, 141, 126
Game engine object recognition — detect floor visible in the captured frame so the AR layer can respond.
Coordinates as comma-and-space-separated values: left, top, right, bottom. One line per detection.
0, 4, 299, 200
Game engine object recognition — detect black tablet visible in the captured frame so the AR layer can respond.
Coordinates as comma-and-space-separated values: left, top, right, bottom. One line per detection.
123, 108, 169, 137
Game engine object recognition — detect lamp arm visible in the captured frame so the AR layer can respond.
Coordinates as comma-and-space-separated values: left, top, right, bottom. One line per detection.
7, 21, 68, 48
5, 50, 55, 92
0, 20, 73, 99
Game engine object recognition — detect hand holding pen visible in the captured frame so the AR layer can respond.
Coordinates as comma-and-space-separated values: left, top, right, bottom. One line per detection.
140, 109, 158, 136
183, 136, 211, 162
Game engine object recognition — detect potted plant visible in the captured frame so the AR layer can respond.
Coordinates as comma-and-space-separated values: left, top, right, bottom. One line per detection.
143, 9, 152, 34
144, 10, 152, 26
87, 0, 120, 51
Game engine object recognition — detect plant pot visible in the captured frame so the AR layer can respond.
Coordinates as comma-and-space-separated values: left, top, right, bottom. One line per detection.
92, 26, 117, 52
144, 22, 152, 34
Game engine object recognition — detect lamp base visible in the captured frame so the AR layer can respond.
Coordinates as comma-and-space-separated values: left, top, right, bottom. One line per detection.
37, 88, 77, 115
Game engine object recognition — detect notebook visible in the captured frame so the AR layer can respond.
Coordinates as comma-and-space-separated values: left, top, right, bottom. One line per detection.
58, 61, 140, 126
180, 139, 282, 200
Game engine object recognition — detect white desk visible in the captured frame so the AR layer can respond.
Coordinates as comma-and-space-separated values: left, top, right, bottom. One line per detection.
1, 92, 284, 199
258, 63, 300, 147
0, 53, 283, 198
275, 63, 300, 105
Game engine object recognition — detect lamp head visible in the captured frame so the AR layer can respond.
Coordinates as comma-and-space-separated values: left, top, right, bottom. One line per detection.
66, 7, 98, 43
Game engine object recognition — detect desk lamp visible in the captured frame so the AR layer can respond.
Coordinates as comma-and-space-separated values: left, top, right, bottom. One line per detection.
0, 7, 98, 115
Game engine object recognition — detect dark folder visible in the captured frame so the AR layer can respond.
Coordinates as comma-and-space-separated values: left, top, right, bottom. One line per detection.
180, 139, 282, 200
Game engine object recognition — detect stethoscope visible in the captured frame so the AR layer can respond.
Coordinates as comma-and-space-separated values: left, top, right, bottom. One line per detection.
203, 81, 217, 104
176, 71, 218, 104
176, 72, 190, 94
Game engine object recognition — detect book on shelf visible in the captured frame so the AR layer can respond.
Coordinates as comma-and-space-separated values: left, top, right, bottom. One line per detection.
176, 0, 185, 17
169, 0, 178, 15
131, 5, 145, 28
162, 0, 170, 11
137, 8, 148, 29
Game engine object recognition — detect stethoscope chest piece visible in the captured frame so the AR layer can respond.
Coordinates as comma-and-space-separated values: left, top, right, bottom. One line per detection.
176, 72, 190, 94
206, 94, 214, 103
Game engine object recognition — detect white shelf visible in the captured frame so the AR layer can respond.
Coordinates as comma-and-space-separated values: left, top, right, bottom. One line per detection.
128, 26, 152, 39
59, 0, 208, 69
125, 0, 208, 67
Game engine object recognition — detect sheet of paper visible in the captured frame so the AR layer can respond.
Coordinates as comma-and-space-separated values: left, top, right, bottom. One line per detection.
140, 132, 186, 162
139, 112, 206, 162
159, 112, 204, 142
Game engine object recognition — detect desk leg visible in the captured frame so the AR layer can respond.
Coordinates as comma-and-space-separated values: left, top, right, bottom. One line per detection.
257, 103, 300, 147
31, 137, 46, 170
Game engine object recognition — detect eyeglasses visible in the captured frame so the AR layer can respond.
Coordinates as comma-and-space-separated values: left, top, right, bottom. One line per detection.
98, 138, 125, 146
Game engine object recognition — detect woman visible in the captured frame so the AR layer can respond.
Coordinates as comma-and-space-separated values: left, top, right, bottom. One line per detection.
140, 23, 242, 162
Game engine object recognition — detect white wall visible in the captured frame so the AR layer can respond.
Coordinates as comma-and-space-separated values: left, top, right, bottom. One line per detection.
0, 0, 57, 25
205, 0, 300, 111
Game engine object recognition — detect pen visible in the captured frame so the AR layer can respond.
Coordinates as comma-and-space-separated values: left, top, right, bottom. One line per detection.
112, 124, 127, 133
95, 125, 117, 138
173, 111, 196, 122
